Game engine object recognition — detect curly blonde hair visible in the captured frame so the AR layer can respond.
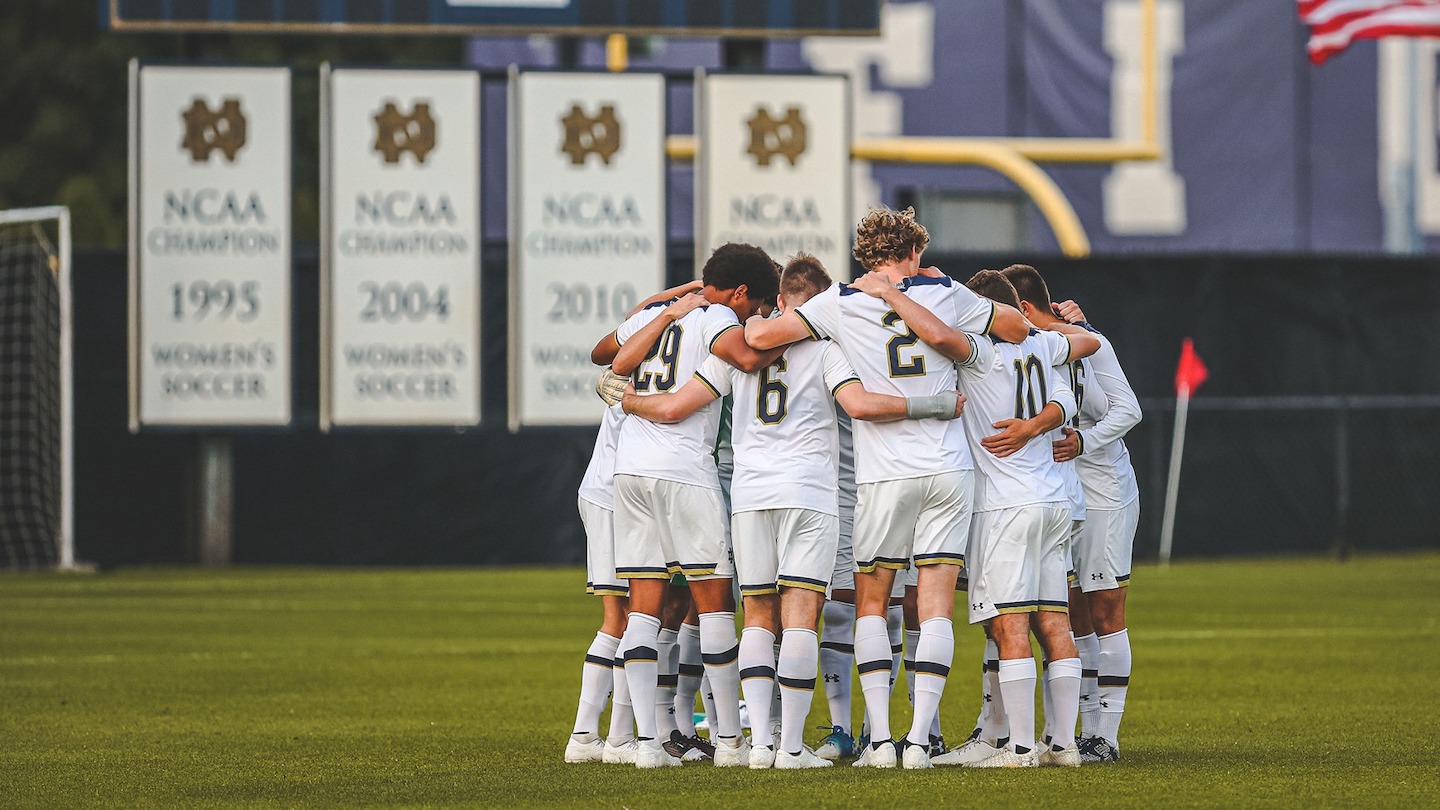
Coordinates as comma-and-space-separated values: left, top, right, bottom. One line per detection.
852, 206, 930, 270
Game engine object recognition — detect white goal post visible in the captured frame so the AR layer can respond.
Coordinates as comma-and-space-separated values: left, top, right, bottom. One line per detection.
0, 205, 73, 569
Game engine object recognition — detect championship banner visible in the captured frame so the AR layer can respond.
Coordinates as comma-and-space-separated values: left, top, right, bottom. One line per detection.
322, 67, 482, 428
509, 71, 666, 430
696, 73, 852, 279
129, 62, 292, 429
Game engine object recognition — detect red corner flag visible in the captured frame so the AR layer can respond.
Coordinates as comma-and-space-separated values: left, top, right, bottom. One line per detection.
1174, 338, 1208, 396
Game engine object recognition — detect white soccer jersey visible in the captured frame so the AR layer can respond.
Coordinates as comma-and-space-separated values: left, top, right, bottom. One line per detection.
960, 328, 1077, 511
694, 340, 858, 515
794, 276, 996, 484
1059, 356, 1092, 521
612, 302, 740, 488
1072, 329, 1141, 509
577, 402, 626, 511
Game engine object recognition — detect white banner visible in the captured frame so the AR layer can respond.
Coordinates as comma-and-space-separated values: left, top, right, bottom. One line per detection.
509, 71, 666, 430
697, 73, 851, 279
130, 63, 291, 428
323, 67, 482, 428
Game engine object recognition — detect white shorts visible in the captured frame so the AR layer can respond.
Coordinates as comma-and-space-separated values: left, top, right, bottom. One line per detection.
829, 528, 856, 594
732, 508, 839, 597
1074, 500, 1140, 592
853, 471, 973, 573
966, 505, 1071, 624
579, 497, 626, 596
1066, 519, 1082, 589
613, 474, 733, 581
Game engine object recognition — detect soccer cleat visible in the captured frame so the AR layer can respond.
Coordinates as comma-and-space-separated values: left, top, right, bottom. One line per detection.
1079, 735, 1120, 763
852, 740, 898, 768
602, 738, 638, 765
928, 734, 947, 757
1039, 743, 1082, 768
713, 735, 752, 768
775, 747, 834, 769
901, 738, 933, 770
933, 730, 1004, 767
683, 734, 715, 761
749, 744, 776, 769
635, 739, 682, 769
970, 746, 1040, 769
814, 726, 855, 760
663, 730, 710, 761
564, 735, 605, 763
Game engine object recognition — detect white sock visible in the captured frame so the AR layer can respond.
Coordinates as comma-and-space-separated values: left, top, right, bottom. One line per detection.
700, 673, 717, 733
977, 639, 1008, 745
904, 618, 953, 746
573, 632, 620, 737
903, 628, 920, 722
886, 605, 904, 692
1041, 658, 1053, 745
1075, 631, 1100, 737
854, 614, 893, 743
656, 627, 680, 739
1097, 628, 1131, 746
778, 628, 819, 754
1044, 658, 1082, 750
699, 611, 743, 742
997, 657, 1037, 753
675, 623, 702, 737
619, 612, 661, 741
607, 652, 634, 744
819, 600, 855, 733
738, 627, 777, 747
771, 641, 784, 735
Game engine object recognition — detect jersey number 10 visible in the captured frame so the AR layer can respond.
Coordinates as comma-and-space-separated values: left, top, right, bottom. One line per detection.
1013, 355, 1047, 420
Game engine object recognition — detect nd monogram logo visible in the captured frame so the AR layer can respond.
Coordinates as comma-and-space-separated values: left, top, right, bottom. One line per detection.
181, 97, 246, 162
561, 103, 621, 166
373, 101, 437, 164
745, 106, 807, 167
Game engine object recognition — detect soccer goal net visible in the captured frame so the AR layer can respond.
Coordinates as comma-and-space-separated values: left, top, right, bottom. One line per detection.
0, 206, 72, 569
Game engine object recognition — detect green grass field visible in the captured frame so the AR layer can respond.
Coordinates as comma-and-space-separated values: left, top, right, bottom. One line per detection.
3, 554, 1438, 808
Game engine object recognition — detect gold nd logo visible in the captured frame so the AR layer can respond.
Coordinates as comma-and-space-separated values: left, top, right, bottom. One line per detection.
373, 101, 437, 164
181, 97, 247, 163
745, 106, 807, 167
560, 104, 621, 166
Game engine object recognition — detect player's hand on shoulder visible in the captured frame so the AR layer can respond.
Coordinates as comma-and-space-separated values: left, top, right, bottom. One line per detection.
665, 291, 707, 320
1053, 299, 1087, 325
850, 270, 894, 298
1053, 426, 1081, 462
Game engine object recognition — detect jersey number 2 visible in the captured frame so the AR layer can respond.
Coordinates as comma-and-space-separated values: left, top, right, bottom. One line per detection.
882, 310, 925, 378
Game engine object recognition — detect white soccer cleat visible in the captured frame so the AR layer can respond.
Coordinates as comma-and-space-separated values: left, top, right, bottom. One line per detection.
971, 746, 1040, 769
932, 735, 1005, 766
564, 735, 605, 763
635, 739, 682, 769
1038, 743, 1082, 768
602, 738, 638, 765
713, 736, 752, 768
851, 740, 898, 768
901, 739, 933, 770
775, 747, 834, 769
749, 744, 776, 769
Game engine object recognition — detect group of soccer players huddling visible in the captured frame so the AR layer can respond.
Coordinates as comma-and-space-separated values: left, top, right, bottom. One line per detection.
566, 207, 1141, 770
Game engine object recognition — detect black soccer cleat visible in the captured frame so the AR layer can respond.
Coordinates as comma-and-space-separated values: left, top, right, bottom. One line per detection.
1078, 735, 1120, 763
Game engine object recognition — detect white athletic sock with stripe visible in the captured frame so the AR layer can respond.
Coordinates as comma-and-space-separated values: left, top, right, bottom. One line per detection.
903, 628, 920, 707
904, 617, 954, 747
700, 674, 717, 734
1040, 658, 1053, 744
854, 613, 893, 743
738, 627, 777, 748
819, 600, 855, 733
1044, 657, 1082, 750
886, 605, 904, 692
1074, 631, 1101, 737
607, 653, 634, 744
977, 639, 1008, 745
573, 632, 620, 738
656, 627, 680, 739
778, 628, 819, 754
674, 622, 702, 737
699, 611, 743, 743
620, 612, 661, 741
997, 657, 1037, 754
1096, 628, 1131, 746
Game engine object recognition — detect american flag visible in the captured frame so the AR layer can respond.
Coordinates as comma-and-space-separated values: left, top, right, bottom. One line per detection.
1299, 0, 1440, 64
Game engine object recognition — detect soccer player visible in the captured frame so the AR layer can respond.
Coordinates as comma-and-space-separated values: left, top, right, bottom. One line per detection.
591, 243, 782, 768
746, 207, 1030, 769
941, 269, 1098, 768
623, 254, 966, 769
1020, 281, 1142, 763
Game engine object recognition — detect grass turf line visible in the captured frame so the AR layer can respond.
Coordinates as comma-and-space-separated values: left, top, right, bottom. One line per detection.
1, 554, 1437, 808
